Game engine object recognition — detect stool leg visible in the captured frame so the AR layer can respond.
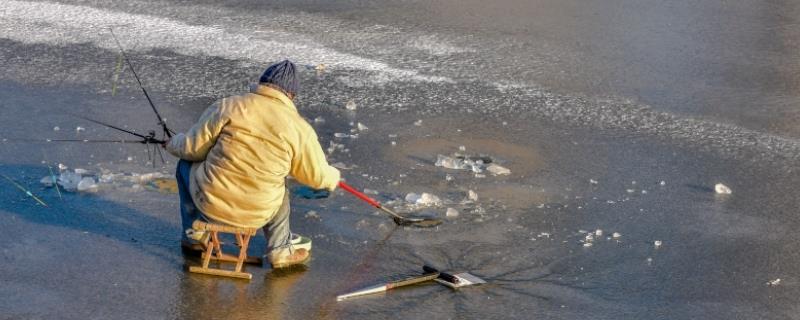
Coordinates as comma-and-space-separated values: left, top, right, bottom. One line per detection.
211, 231, 222, 260
200, 232, 215, 269
235, 233, 243, 248
235, 234, 251, 272
189, 228, 254, 280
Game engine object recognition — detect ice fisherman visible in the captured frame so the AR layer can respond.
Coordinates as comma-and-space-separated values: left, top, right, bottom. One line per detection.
164, 60, 340, 269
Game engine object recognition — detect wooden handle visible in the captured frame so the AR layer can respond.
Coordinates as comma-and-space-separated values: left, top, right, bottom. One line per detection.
386, 272, 440, 289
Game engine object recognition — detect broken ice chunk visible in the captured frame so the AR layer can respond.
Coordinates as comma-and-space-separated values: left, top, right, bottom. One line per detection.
612, 232, 622, 239
58, 172, 82, 191
58, 163, 68, 171
345, 100, 357, 111
583, 243, 593, 247
304, 210, 321, 220
53, 126, 60, 131
330, 141, 347, 154
40, 176, 56, 187
590, 179, 598, 184
77, 177, 98, 192
594, 229, 603, 236
654, 240, 663, 248
435, 154, 467, 170
357, 122, 368, 131
767, 279, 781, 286
405, 192, 441, 206
414, 120, 423, 126
470, 164, 483, 173
714, 183, 732, 194
486, 164, 511, 175
446, 208, 459, 218
416, 195, 441, 205
76, 126, 85, 132
458, 145, 466, 151
467, 190, 479, 202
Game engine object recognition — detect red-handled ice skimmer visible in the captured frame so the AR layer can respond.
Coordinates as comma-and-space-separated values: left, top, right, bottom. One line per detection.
338, 181, 443, 228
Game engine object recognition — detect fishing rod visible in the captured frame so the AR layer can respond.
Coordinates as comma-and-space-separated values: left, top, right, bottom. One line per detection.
75, 116, 165, 145
0, 173, 48, 207
108, 28, 174, 139
3, 138, 155, 144
75, 115, 167, 167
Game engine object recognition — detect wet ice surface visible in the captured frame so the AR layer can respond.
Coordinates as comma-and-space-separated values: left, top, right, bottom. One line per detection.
2, 83, 799, 319
1, 1, 800, 319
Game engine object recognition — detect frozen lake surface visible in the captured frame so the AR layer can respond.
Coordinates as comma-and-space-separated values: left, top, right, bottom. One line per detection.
1, 0, 799, 319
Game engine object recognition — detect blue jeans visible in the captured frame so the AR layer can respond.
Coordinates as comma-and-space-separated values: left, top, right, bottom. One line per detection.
176, 159, 205, 241
176, 160, 293, 253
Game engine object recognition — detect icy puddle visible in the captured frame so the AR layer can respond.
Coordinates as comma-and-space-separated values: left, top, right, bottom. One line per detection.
386, 137, 543, 177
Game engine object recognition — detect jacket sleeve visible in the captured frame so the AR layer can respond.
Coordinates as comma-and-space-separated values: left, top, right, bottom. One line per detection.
290, 131, 341, 191
166, 100, 228, 161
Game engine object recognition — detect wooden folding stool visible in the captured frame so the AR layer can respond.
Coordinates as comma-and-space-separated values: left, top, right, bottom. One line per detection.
188, 220, 261, 280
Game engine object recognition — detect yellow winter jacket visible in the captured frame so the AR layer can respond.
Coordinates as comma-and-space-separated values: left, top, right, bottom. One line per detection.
166, 84, 340, 228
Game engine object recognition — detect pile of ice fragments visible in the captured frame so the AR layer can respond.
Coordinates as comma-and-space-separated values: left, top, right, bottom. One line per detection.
361, 189, 484, 222
40, 164, 170, 193
435, 151, 511, 177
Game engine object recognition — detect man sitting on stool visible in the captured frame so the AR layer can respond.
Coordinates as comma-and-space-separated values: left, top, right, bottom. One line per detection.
166, 60, 340, 268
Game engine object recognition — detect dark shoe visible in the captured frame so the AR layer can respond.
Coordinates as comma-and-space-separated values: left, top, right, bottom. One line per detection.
180, 239, 206, 256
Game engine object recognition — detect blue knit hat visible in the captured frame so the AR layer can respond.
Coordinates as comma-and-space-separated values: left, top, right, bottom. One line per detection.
259, 60, 299, 96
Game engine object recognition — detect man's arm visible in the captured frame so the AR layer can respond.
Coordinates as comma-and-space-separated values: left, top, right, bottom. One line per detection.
290, 131, 341, 191
165, 100, 228, 161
